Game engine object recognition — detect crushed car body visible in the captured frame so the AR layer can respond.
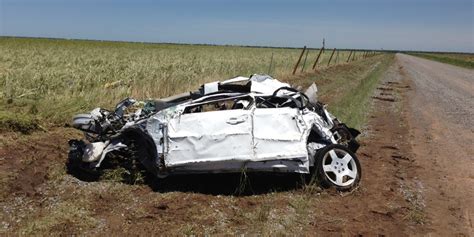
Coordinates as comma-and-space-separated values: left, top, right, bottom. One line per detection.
69, 74, 362, 190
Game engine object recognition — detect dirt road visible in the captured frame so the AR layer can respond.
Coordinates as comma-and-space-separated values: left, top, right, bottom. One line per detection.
397, 54, 474, 235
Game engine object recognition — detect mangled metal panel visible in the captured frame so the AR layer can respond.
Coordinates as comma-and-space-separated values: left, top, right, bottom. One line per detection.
170, 159, 310, 174
166, 109, 253, 167
203, 81, 219, 95
305, 83, 319, 105
252, 108, 308, 161
221, 76, 249, 85
250, 74, 291, 95
301, 111, 335, 142
165, 106, 312, 168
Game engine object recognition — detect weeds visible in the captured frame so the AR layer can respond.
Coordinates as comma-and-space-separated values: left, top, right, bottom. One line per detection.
100, 167, 145, 184
101, 167, 129, 182
299, 174, 323, 196
0, 111, 39, 134
329, 56, 393, 129
256, 204, 272, 222
235, 166, 253, 195
288, 195, 311, 216
19, 201, 98, 235
400, 180, 426, 225
46, 163, 67, 183
179, 224, 197, 235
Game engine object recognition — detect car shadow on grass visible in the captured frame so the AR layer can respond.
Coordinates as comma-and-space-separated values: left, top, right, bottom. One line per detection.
67, 163, 313, 196
145, 172, 311, 196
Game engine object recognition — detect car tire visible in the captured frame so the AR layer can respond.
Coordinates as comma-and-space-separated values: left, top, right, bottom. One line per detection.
313, 144, 361, 191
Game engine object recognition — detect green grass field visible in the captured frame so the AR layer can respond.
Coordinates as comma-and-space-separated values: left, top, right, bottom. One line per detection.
410, 52, 474, 69
0, 37, 360, 129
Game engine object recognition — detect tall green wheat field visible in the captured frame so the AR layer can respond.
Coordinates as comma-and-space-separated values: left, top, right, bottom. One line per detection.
0, 37, 352, 126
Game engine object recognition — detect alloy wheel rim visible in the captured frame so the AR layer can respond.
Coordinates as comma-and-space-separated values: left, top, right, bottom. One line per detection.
322, 148, 357, 186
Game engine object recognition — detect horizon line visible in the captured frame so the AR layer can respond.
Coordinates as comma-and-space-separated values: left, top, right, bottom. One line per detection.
1, 35, 472, 55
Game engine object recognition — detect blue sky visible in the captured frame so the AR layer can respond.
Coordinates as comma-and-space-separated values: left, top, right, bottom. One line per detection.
1, 0, 473, 52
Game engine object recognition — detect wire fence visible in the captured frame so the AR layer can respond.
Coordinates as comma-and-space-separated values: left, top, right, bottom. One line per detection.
284, 40, 382, 75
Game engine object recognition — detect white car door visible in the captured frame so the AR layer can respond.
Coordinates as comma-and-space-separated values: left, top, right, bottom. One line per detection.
165, 108, 253, 167
252, 107, 308, 161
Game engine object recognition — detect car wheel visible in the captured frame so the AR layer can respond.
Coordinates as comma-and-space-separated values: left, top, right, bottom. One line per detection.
314, 144, 361, 191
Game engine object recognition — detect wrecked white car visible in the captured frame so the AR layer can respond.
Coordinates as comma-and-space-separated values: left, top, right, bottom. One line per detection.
68, 75, 361, 190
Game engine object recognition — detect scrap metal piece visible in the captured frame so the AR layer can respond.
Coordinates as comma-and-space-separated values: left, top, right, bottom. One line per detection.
82, 142, 106, 162
304, 83, 318, 104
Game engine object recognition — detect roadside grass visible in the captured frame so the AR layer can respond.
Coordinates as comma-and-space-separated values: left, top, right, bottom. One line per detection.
286, 54, 394, 129
400, 181, 427, 225
100, 167, 146, 184
288, 195, 311, 216
329, 55, 393, 129
19, 201, 99, 235
0, 110, 40, 134
410, 53, 474, 69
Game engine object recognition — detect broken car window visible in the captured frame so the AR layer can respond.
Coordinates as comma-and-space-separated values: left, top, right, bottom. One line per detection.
183, 96, 253, 114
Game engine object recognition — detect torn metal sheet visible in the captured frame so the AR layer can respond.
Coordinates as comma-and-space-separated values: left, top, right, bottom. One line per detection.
249, 74, 291, 95
252, 107, 307, 161
166, 109, 253, 166
82, 142, 106, 162
305, 83, 318, 104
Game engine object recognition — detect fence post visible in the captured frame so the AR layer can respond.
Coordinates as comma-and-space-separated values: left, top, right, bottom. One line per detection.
327, 48, 336, 66
301, 48, 310, 72
312, 47, 324, 69
352, 51, 356, 61
346, 50, 353, 62
292, 46, 306, 75
268, 52, 274, 75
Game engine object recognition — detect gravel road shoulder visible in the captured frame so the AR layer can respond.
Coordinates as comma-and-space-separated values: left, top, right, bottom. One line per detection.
398, 53, 474, 235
